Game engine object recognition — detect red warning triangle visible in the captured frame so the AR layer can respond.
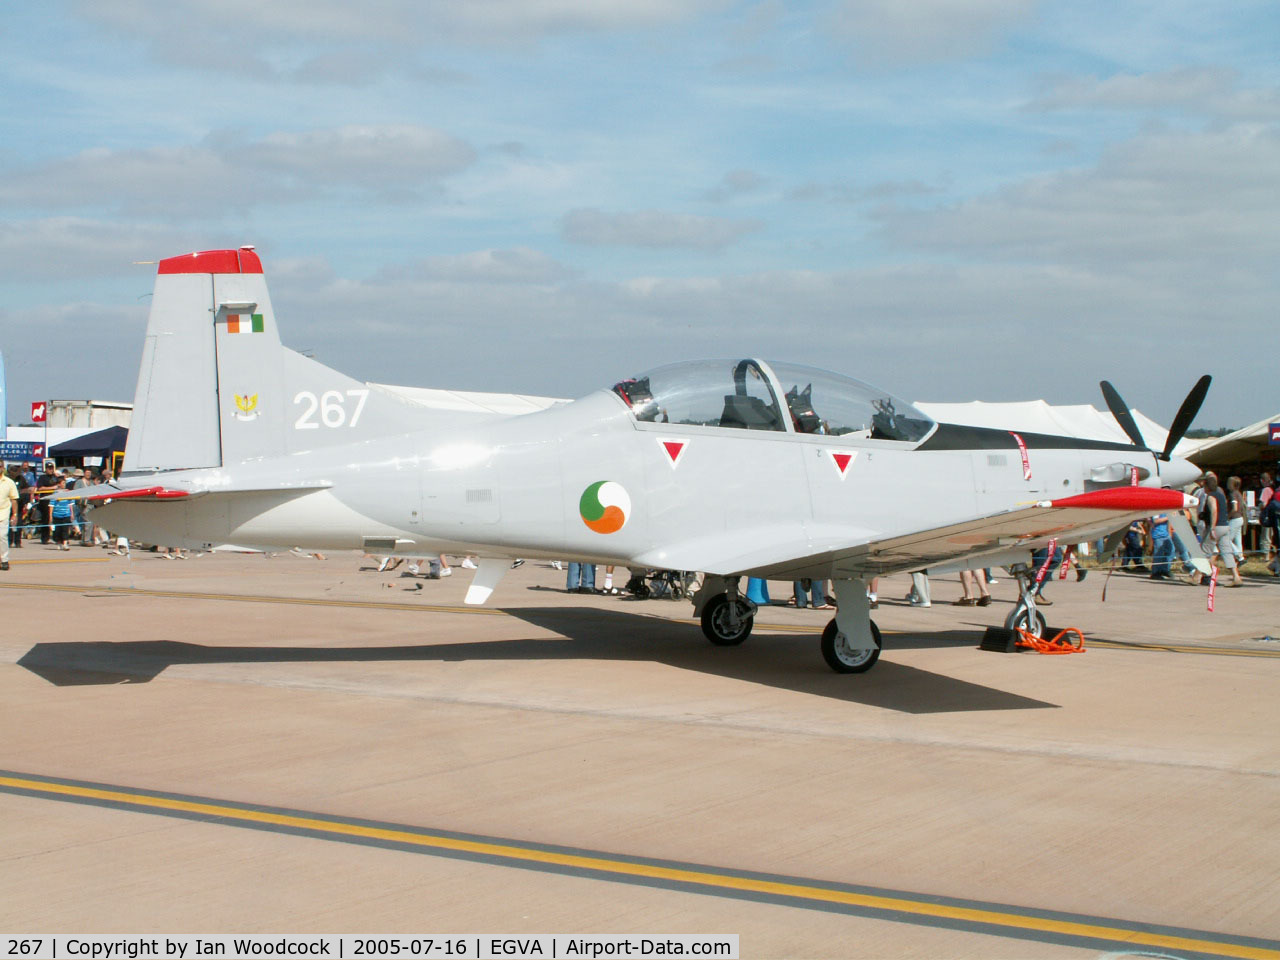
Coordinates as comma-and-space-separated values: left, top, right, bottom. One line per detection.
659, 438, 687, 468
831, 451, 854, 478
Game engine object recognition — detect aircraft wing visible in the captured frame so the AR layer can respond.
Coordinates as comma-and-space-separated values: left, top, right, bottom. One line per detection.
633, 488, 1194, 581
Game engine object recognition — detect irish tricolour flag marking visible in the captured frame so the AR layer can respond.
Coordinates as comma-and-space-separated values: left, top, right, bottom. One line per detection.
227, 313, 265, 334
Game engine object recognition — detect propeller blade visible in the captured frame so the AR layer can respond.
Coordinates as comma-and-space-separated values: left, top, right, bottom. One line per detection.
1100, 380, 1148, 450
1160, 374, 1212, 461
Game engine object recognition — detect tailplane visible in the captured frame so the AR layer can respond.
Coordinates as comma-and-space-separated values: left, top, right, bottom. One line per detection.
125, 247, 419, 473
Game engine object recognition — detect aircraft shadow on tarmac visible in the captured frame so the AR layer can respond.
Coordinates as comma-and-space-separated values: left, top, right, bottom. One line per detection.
17, 606, 1056, 714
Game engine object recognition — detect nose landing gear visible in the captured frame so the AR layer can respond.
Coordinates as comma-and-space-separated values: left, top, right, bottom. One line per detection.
1005, 565, 1048, 638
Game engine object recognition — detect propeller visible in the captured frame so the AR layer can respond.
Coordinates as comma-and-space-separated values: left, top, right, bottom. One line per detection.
1099, 375, 1212, 462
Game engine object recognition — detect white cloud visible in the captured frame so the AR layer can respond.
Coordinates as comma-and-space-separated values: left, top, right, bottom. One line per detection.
71, 0, 729, 77
877, 124, 1280, 273
562, 208, 763, 249
1029, 67, 1280, 122
5, 234, 1266, 425
0, 218, 214, 280
788, 179, 940, 204
259, 251, 1264, 425
702, 169, 769, 202
825, 0, 1035, 67
374, 248, 575, 285
240, 125, 476, 185
0, 125, 476, 218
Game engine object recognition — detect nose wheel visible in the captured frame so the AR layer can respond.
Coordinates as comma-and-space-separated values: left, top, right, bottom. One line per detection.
1005, 604, 1047, 638
821, 618, 882, 673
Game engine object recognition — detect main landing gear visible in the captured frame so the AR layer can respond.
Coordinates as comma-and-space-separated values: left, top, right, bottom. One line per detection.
821, 618, 882, 673
694, 576, 883, 673
698, 577, 756, 645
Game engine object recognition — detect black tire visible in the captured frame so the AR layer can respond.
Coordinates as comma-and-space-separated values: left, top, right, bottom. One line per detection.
821, 618, 882, 673
1004, 604, 1047, 638
701, 594, 753, 646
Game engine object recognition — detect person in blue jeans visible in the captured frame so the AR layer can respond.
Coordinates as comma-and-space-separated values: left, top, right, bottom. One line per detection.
1149, 514, 1174, 579
49, 478, 80, 550
567, 561, 596, 593
792, 578, 830, 609
1119, 522, 1145, 570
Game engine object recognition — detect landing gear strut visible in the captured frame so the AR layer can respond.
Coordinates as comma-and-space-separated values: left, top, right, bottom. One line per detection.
820, 578, 883, 673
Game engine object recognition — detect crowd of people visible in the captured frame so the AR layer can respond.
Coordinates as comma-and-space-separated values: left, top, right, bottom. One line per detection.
2, 460, 119, 570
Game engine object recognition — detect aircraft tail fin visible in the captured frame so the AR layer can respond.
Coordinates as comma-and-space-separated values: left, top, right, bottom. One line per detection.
125, 247, 418, 473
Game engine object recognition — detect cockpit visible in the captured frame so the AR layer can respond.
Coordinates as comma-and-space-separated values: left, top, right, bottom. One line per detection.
611, 358, 934, 443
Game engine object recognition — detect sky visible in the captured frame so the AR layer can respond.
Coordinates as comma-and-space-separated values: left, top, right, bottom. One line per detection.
1, 0, 1277, 429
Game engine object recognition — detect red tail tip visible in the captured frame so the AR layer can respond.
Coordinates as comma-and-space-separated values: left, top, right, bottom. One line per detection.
157, 248, 263, 275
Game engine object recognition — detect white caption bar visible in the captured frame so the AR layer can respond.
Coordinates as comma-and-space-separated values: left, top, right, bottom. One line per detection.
0, 936, 739, 960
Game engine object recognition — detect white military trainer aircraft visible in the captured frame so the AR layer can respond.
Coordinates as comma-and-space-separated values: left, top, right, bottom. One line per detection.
83, 247, 1209, 674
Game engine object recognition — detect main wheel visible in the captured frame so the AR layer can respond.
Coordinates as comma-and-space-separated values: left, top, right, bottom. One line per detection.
1004, 604, 1047, 638
701, 594, 754, 646
821, 618, 882, 673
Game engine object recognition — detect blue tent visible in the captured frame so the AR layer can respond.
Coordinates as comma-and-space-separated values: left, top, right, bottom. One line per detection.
49, 425, 128, 459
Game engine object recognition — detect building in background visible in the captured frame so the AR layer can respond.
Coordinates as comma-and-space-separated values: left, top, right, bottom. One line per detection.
43, 400, 132, 430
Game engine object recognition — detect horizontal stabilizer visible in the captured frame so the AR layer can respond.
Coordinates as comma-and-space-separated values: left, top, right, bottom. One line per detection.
57, 480, 333, 504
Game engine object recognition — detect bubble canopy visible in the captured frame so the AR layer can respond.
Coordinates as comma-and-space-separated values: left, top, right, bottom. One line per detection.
611, 359, 934, 443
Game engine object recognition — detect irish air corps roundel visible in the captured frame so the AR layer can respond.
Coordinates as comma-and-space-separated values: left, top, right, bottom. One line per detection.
580, 481, 631, 534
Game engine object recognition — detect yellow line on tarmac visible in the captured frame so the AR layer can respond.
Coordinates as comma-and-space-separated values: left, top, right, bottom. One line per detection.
0, 772, 1274, 960
1086, 638, 1280, 658
7, 555, 110, 565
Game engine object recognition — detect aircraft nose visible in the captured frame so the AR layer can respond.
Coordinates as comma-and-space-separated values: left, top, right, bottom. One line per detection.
1161, 456, 1203, 489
